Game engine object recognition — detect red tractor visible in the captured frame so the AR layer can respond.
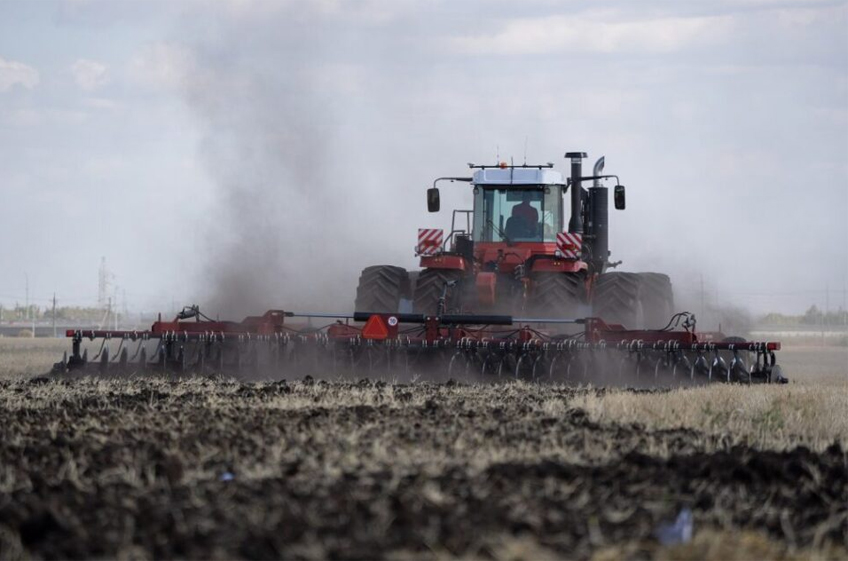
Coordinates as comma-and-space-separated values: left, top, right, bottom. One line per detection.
355, 152, 674, 328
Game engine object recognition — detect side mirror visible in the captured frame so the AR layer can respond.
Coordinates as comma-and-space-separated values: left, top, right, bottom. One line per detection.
614, 185, 625, 210
427, 187, 440, 213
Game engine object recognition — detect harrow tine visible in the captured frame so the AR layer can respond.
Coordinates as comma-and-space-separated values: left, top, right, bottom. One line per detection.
198, 340, 207, 374
499, 353, 515, 378
480, 351, 499, 377
138, 347, 148, 371
514, 351, 532, 380
691, 351, 709, 380
673, 353, 690, 382
91, 338, 108, 362
566, 354, 585, 384
546, 353, 559, 382
99, 344, 110, 373
531, 353, 548, 381
617, 353, 632, 382
729, 349, 750, 384
447, 350, 468, 379
709, 351, 729, 383
158, 341, 167, 372
653, 356, 664, 380
110, 338, 126, 363
129, 339, 144, 361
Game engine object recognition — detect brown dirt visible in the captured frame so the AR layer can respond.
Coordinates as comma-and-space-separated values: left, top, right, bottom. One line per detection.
0, 377, 845, 560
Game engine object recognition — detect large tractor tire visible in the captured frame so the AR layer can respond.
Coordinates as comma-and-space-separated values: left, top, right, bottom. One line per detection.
637, 272, 674, 329
591, 272, 644, 328
527, 272, 587, 319
354, 265, 410, 313
413, 269, 463, 315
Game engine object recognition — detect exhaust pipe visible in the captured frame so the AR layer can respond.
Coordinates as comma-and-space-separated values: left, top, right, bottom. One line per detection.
593, 156, 605, 187
565, 152, 587, 234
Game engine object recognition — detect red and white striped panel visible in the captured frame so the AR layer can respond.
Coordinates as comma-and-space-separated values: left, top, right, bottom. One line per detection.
417, 228, 444, 255
556, 232, 582, 259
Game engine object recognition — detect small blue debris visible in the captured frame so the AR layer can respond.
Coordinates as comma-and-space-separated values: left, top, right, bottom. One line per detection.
654, 507, 693, 545
220, 471, 235, 482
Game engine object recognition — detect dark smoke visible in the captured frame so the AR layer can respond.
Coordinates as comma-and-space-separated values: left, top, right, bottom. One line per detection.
182, 11, 405, 318
188, 66, 342, 316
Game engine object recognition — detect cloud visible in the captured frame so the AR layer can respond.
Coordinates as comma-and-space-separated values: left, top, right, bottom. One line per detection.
199, 0, 416, 24
0, 107, 88, 127
452, 14, 734, 55
71, 58, 109, 91
82, 96, 120, 110
0, 56, 39, 92
127, 43, 195, 91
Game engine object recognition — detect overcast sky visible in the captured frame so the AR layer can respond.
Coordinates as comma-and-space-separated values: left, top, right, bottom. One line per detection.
0, 0, 845, 316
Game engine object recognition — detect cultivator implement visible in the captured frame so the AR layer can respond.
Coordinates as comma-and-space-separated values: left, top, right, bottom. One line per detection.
52, 306, 786, 385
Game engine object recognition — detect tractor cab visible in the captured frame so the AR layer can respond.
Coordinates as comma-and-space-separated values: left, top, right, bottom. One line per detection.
469, 165, 565, 244
419, 163, 572, 274
419, 154, 624, 282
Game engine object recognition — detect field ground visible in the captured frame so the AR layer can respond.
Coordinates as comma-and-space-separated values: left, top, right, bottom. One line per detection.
0, 339, 845, 559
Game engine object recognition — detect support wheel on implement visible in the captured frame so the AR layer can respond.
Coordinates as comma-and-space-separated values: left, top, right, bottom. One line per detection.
354, 265, 411, 313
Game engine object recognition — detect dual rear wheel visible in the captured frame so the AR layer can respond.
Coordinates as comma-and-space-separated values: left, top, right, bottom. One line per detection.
353, 265, 411, 313
591, 272, 674, 329
355, 265, 675, 330
354, 265, 463, 315
527, 271, 674, 329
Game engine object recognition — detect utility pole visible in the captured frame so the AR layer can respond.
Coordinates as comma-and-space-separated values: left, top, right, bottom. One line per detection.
821, 286, 825, 346
113, 285, 119, 330
98, 257, 108, 309
25, 273, 29, 321
52, 293, 57, 338
825, 283, 830, 326
700, 274, 705, 320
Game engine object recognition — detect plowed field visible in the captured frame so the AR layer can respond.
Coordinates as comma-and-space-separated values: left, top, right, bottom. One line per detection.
0, 342, 845, 560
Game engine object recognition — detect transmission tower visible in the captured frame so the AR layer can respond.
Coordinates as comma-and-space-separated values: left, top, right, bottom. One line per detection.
97, 257, 115, 309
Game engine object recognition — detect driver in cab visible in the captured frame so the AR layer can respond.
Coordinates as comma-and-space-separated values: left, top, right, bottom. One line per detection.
512, 192, 538, 225
506, 191, 539, 239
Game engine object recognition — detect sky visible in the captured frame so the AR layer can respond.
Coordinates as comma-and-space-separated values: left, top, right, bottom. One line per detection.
0, 0, 846, 317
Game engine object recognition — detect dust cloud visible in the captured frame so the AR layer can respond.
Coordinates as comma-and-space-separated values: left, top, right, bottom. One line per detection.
185, 52, 361, 317
182, 6, 417, 318
171, 3, 846, 323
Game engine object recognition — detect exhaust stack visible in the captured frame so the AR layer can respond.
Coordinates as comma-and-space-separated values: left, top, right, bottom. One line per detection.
592, 156, 605, 187
565, 152, 587, 234
588, 155, 609, 270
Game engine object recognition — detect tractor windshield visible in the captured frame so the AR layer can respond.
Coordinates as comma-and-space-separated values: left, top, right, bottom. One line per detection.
472, 186, 562, 243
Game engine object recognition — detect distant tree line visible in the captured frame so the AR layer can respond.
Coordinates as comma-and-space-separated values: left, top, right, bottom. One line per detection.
760, 306, 848, 326
0, 305, 104, 322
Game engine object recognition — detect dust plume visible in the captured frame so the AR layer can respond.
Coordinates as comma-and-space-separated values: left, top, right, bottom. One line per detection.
181, 6, 414, 318
169, 2, 846, 322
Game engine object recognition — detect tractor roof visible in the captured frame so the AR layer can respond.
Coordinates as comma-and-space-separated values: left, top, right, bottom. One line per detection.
472, 167, 564, 187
